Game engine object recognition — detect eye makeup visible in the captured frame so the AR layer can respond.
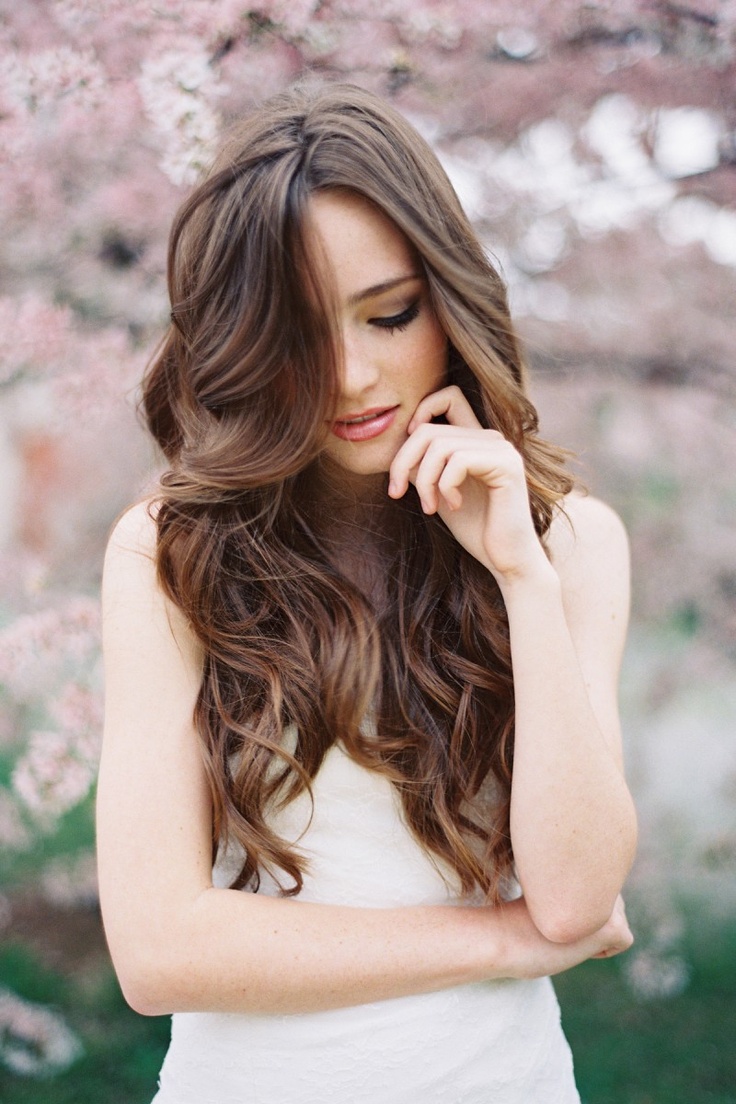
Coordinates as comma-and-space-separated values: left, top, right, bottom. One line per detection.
369, 300, 421, 334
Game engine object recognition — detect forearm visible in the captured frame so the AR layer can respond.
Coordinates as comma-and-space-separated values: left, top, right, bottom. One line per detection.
107, 886, 623, 1017
121, 890, 485, 1015
502, 569, 637, 941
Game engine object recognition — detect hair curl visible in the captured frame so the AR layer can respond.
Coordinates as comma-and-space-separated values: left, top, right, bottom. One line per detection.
142, 80, 574, 903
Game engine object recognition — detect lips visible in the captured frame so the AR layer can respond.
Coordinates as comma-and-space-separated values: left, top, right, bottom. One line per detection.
331, 406, 399, 441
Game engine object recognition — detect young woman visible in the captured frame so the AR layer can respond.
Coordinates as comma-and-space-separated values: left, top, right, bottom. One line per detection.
97, 81, 637, 1103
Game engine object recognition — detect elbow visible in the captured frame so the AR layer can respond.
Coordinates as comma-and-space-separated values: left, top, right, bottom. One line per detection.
113, 948, 181, 1017
102, 889, 219, 1016
528, 886, 626, 945
121, 982, 173, 1019
534, 907, 613, 945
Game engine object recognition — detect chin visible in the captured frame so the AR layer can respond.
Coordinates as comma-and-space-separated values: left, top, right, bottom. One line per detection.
338, 461, 391, 480
325, 446, 395, 479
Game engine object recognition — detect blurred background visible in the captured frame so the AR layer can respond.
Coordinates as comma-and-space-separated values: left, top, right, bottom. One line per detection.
0, 1, 734, 1101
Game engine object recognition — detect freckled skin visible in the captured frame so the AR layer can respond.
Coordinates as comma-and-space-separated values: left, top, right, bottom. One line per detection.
308, 191, 448, 478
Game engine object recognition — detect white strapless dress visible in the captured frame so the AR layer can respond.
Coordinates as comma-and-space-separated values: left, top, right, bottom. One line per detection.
151, 743, 580, 1104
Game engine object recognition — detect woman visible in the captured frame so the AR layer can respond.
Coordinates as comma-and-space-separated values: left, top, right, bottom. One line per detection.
97, 81, 637, 1103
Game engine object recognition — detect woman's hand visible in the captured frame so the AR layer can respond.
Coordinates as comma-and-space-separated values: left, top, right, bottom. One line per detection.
494, 894, 634, 981
587, 895, 635, 958
388, 386, 552, 588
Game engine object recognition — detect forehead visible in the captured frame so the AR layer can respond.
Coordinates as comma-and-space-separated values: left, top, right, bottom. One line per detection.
305, 190, 416, 299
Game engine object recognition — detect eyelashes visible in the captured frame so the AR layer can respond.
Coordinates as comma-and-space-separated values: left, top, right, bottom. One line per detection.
369, 300, 421, 334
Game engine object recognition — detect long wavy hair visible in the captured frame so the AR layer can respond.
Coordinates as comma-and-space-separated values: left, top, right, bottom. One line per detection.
142, 80, 574, 903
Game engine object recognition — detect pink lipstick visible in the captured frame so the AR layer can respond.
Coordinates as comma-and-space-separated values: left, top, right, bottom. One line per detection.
332, 406, 398, 441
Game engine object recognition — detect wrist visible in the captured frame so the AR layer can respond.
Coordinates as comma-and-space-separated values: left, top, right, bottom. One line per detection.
494, 559, 561, 603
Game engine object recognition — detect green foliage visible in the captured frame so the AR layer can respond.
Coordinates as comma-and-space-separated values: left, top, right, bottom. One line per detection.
557, 912, 736, 1104
0, 793, 96, 889
0, 943, 169, 1104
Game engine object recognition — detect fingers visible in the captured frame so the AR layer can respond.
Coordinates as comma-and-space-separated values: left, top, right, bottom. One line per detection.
590, 931, 634, 959
389, 425, 521, 507
590, 896, 634, 959
425, 448, 500, 513
407, 385, 482, 434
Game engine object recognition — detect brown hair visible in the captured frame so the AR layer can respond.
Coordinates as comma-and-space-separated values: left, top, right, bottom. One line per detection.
142, 80, 573, 902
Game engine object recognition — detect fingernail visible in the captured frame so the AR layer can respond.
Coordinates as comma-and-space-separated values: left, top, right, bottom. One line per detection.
388, 479, 397, 497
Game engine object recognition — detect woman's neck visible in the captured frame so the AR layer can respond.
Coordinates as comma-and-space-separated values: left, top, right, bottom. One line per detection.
309, 458, 393, 529
304, 460, 398, 609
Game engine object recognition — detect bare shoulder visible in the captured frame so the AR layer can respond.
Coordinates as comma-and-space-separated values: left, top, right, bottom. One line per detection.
102, 498, 199, 662
103, 498, 168, 605
547, 491, 629, 585
105, 498, 159, 568
546, 492, 630, 668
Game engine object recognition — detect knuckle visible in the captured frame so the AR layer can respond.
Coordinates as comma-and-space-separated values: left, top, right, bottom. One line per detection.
425, 437, 448, 461
411, 422, 434, 444
414, 470, 432, 495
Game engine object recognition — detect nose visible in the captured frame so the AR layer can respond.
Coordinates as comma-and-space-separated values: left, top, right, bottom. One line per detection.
340, 329, 380, 400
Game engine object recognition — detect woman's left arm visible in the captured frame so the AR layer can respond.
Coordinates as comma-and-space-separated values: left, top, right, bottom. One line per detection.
389, 386, 638, 944
501, 492, 637, 943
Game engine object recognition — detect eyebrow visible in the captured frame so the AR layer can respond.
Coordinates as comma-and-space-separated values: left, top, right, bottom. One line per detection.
347, 274, 422, 307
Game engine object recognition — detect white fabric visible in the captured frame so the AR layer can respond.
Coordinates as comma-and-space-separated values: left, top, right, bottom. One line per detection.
151, 743, 580, 1103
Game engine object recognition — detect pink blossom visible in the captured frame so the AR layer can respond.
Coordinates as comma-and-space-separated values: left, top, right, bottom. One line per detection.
49, 325, 145, 428
0, 598, 100, 700
0, 45, 105, 122
0, 789, 31, 851
260, 0, 322, 36
41, 849, 98, 908
12, 728, 96, 822
624, 948, 690, 1000
0, 987, 82, 1076
0, 296, 74, 388
50, 681, 104, 765
218, 36, 302, 102
402, 10, 464, 51
137, 45, 224, 185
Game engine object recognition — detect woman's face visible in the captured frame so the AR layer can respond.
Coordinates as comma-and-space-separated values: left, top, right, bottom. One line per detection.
307, 190, 448, 478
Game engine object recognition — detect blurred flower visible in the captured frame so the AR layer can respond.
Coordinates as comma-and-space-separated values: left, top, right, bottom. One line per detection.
41, 850, 98, 908
0, 45, 105, 118
12, 727, 96, 823
404, 10, 463, 50
0, 788, 31, 851
137, 45, 223, 185
50, 325, 144, 427
0, 598, 100, 700
653, 106, 722, 179
10, 675, 102, 825
622, 885, 692, 1001
0, 296, 74, 388
263, 0, 322, 36
50, 681, 104, 764
0, 987, 82, 1076
496, 27, 539, 59
515, 217, 568, 273
623, 948, 691, 1000
658, 195, 736, 268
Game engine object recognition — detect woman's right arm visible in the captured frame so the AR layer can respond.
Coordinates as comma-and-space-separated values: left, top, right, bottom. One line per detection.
96, 503, 632, 1018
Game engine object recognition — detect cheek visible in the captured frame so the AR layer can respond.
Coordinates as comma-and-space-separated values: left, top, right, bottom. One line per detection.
422, 326, 449, 387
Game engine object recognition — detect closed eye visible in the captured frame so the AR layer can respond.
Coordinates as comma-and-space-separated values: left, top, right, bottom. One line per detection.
369, 300, 421, 334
